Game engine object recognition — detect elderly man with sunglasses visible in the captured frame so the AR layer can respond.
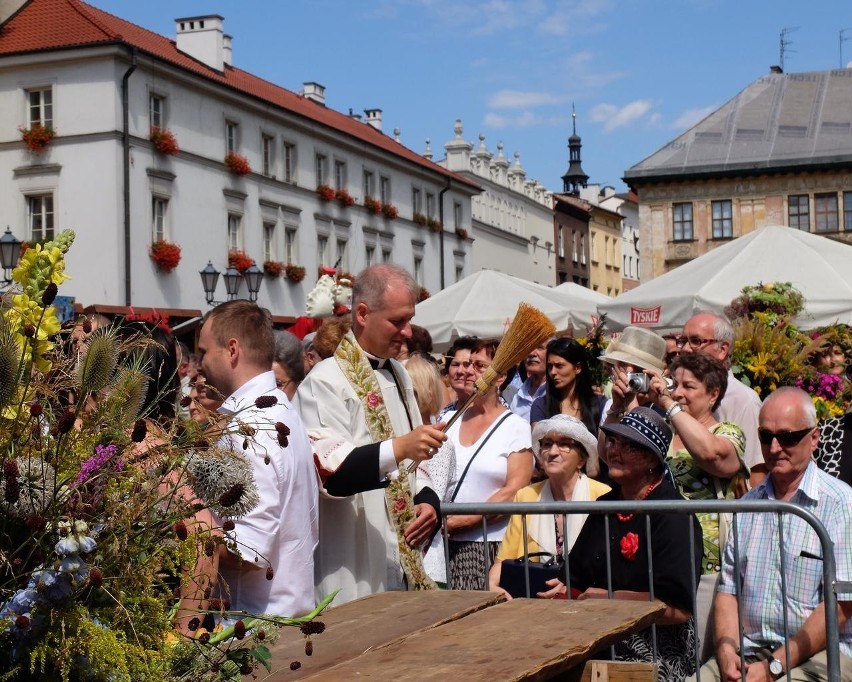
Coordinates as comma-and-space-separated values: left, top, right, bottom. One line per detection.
680, 312, 766, 489
691, 387, 852, 682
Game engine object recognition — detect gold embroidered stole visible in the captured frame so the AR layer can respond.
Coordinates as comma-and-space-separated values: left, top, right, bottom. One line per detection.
334, 333, 436, 591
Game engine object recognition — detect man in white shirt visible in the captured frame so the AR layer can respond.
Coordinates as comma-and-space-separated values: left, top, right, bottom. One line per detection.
681, 312, 766, 487
197, 300, 318, 617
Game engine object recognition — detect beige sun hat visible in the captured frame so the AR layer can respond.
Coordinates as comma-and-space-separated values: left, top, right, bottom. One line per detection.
600, 326, 667, 373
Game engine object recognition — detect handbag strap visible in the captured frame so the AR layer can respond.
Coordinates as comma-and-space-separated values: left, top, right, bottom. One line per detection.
450, 411, 512, 502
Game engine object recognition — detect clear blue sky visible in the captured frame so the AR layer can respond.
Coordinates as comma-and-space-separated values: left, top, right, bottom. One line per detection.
93, 0, 852, 194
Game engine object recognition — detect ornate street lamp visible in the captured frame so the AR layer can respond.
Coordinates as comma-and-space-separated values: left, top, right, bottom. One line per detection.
0, 227, 22, 285
243, 264, 263, 302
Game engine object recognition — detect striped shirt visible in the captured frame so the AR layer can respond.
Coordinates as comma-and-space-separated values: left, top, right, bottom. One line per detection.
718, 460, 852, 657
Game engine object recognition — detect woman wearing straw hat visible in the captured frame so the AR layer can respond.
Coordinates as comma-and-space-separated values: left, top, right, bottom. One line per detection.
599, 326, 669, 425
445, 338, 534, 590
569, 407, 702, 682
488, 414, 610, 598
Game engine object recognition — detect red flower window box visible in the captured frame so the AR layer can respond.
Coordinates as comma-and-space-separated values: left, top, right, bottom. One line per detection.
228, 249, 254, 273
20, 123, 55, 154
363, 196, 382, 215
263, 260, 285, 277
381, 203, 399, 220
149, 127, 179, 156
224, 152, 251, 176
285, 264, 306, 283
335, 188, 355, 207
316, 184, 335, 202
149, 240, 182, 272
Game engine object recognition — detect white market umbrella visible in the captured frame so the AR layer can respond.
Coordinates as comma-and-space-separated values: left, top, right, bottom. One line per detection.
413, 270, 600, 350
554, 282, 610, 329
599, 225, 852, 331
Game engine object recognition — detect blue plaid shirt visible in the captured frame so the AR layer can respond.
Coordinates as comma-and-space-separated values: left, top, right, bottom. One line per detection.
718, 460, 852, 656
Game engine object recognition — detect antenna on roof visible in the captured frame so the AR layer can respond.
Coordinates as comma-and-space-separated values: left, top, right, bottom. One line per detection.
841, 28, 852, 68
780, 26, 799, 72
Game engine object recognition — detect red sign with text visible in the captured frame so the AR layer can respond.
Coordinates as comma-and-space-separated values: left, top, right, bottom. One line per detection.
630, 306, 661, 325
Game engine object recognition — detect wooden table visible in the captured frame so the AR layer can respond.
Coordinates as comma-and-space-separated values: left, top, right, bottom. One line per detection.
267, 592, 663, 681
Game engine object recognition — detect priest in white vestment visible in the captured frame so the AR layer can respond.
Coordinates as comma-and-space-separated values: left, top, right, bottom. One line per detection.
296, 264, 447, 605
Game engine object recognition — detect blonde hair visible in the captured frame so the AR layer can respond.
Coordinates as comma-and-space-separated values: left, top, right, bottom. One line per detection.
405, 354, 444, 423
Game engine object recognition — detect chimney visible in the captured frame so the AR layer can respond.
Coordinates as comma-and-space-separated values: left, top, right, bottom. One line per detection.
302, 82, 326, 105
175, 15, 225, 71
347, 108, 362, 121
223, 34, 233, 66
364, 109, 383, 131
770, 65, 783, 74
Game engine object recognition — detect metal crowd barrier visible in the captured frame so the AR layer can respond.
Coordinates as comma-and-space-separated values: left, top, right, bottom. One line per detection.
440, 499, 846, 682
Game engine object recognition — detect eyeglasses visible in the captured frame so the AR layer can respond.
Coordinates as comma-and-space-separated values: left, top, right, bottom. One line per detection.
471, 361, 490, 373
757, 427, 815, 447
674, 335, 717, 349
539, 439, 580, 452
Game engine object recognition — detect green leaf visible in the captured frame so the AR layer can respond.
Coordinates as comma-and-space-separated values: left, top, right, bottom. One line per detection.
250, 645, 272, 672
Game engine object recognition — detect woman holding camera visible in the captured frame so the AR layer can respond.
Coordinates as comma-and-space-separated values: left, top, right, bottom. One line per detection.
646, 351, 747, 658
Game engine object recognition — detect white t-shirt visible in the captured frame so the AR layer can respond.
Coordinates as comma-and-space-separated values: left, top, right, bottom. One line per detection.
445, 410, 532, 542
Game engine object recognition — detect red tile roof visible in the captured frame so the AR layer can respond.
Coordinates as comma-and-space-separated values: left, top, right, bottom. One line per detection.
0, 0, 480, 190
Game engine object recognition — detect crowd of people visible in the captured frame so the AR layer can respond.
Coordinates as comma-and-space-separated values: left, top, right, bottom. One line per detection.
71, 263, 852, 682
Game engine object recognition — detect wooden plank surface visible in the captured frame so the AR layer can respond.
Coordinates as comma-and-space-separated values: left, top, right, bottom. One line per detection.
301, 599, 664, 681
265, 590, 505, 680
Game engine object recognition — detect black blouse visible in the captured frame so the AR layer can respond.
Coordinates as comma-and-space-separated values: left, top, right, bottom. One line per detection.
568, 478, 702, 613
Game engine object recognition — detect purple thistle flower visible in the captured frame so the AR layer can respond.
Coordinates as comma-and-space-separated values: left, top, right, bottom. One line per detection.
74, 444, 119, 486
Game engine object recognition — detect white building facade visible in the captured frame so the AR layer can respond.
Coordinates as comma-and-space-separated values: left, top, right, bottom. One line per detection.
435, 120, 555, 285
0, 2, 480, 322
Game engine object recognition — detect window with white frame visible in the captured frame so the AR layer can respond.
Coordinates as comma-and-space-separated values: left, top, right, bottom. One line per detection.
336, 238, 348, 269
558, 227, 565, 259
412, 187, 422, 215
580, 234, 586, 264
263, 222, 276, 262
413, 255, 423, 285
381, 248, 391, 263
453, 201, 462, 228
227, 213, 241, 251
380, 176, 391, 203
317, 235, 329, 266
315, 154, 328, 186
152, 196, 168, 242
426, 192, 435, 218
365, 244, 375, 266
27, 88, 53, 128
455, 264, 464, 282
149, 94, 164, 131
262, 135, 275, 177
334, 160, 346, 189
284, 226, 297, 263
28, 194, 54, 241
283, 142, 296, 183
225, 121, 239, 154
363, 170, 375, 199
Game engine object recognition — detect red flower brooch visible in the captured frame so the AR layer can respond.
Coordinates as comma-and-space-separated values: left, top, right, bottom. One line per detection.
620, 532, 639, 561
366, 392, 382, 408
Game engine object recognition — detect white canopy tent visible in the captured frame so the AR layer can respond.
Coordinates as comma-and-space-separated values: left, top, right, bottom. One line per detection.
412, 270, 605, 350
599, 225, 852, 331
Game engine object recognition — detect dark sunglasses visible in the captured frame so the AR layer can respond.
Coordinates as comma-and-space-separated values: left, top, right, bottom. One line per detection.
757, 427, 815, 447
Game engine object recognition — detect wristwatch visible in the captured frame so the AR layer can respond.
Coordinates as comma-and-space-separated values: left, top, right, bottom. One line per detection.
768, 656, 784, 679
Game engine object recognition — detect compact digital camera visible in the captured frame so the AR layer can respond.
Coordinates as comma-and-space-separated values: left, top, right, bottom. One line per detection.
626, 373, 674, 393
626, 372, 651, 393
